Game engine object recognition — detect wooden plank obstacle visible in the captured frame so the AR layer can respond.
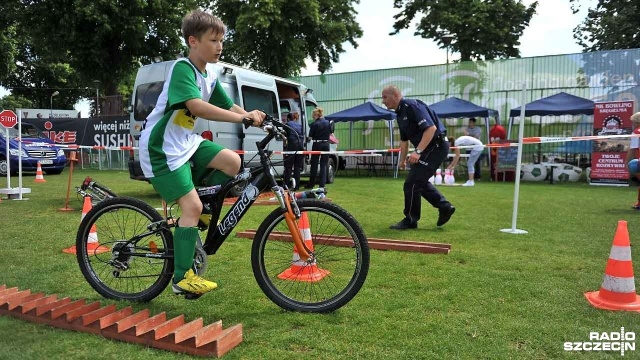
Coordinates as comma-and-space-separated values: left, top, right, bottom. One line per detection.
235, 230, 451, 254
0, 284, 242, 357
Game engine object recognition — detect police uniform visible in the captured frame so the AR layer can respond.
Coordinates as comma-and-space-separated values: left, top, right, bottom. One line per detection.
307, 117, 332, 188
284, 120, 304, 190
394, 98, 454, 228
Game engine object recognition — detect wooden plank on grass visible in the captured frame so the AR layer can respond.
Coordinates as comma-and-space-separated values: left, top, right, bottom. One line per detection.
235, 230, 450, 254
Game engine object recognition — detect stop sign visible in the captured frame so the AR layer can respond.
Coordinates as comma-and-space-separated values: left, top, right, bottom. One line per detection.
0, 110, 18, 129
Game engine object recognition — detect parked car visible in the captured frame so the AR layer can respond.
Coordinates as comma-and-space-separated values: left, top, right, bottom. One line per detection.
0, 122, 67, 175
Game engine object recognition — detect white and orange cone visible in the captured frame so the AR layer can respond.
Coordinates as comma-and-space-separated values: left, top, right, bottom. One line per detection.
278, 212, 329, 282
585, 220, 640, 311
34, 161, 46, 183
63, 196, 109, 254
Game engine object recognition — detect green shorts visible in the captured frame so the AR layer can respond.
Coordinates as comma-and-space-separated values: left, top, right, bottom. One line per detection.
149, 141, 225, 202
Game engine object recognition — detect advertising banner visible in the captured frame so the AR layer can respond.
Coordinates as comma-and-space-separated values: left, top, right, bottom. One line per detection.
23, 116, 131, 148
19, 108, 79, 119
590, 101, 634, 186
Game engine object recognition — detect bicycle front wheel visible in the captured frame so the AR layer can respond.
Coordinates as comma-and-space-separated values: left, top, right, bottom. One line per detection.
252, 199, 369, 313
76, 197, 174, 302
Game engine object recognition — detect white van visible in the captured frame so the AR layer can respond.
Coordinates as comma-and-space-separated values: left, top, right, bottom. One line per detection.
128, 60, 339, 187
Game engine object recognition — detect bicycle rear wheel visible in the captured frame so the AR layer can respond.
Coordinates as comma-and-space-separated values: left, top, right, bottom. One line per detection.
76, 197, 174, 302
252, 199, 369, 313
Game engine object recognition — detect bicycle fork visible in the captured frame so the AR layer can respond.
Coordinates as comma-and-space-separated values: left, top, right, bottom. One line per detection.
272, 187, 313, 261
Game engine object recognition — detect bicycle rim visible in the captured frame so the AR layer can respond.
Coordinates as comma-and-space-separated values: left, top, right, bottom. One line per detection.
252, 199, 369, 312
76, 197, 174, 302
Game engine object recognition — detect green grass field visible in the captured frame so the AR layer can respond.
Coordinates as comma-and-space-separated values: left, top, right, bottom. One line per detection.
1, 169, 639, 359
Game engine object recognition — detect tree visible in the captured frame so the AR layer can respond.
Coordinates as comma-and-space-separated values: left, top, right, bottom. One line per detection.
3, 1, 87, 109
0, 0, 21, 84
11, 0, 206, 99
390, 0, 538, 62
570, 0, 640, 92
210, 0, 363, 77
571, 0, 640, 51
0, 94, 34, 112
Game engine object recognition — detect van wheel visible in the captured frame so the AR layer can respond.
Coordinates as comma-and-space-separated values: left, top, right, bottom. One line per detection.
0, 157, 7, 176
327, 158, 336, 184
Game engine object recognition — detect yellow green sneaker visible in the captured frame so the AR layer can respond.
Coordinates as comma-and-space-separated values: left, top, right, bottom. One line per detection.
172, 269, 217, 295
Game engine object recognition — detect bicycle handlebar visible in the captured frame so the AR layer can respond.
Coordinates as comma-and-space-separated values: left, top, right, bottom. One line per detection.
243, 113, 290, 139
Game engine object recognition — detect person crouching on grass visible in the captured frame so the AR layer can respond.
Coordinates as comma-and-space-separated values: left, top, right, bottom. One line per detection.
447, 136, 485, 186
138, 10, 265, 297
627, 112, 640, 209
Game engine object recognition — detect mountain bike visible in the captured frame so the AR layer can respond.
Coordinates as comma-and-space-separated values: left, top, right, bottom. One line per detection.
75, 115, 370, 313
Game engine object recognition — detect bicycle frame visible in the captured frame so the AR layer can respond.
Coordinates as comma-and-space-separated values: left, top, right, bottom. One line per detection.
198, 118, 311, 260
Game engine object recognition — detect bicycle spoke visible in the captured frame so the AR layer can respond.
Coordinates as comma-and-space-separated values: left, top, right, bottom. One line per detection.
252, 199, 369, 312
77, 197, 173, 302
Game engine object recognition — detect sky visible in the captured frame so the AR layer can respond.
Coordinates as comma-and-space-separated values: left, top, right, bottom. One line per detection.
1, 0, 597, 114
301, 0, 597, 76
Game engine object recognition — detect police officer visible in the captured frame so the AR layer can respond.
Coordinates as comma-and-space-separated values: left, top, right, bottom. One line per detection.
283, 112, 305, 190
305, 107, 332, 189
381, 85, 455, 229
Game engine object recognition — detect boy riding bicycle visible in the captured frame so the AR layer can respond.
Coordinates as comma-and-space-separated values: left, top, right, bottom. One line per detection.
139, 10, 265, 297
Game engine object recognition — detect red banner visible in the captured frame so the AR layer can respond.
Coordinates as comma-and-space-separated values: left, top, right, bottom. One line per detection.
590, 101, 634, 186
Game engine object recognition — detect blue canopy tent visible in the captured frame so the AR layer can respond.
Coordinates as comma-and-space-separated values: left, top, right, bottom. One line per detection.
430, 96, 499, 141
507, 92, 595, 165
325, 101, 397, 176
431, 96, 499, 119
430, 96, 500, 175
508, 92, 594, 118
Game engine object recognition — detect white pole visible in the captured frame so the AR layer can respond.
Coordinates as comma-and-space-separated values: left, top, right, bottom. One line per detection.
17, 111, 23, 199
501, 83, 528, 234
4, 127, 10, 189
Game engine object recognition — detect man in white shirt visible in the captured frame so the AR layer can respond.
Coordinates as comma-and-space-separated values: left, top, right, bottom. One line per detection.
464, 118, 484, 180
447, 136, 484, 186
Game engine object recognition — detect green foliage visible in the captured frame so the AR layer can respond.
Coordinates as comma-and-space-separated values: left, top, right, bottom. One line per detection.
5, 0, 206, 107
0, 0, 20, 84
0, 94, 34, 111
571, 0, 640, 51
391, 0, 538, 61
211, 0, 363, 77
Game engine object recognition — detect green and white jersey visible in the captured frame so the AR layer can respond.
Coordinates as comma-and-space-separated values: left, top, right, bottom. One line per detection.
139, 59, 234, 178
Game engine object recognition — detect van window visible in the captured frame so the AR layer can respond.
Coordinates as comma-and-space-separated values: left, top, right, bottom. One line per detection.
134, 81, 164, 121
306, 100, 317, 125
280, 100, 291, 114
241, 86, 278, 118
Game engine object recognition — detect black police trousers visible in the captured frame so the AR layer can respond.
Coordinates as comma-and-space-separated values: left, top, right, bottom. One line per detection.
403, 140, 452, 222
309, 142, 330, 187
284, 152, 304, 190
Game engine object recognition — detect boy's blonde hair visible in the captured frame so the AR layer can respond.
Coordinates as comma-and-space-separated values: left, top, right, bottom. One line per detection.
631, 112, 640, 124
312, 107, 324, 118
181, 10, 226, 45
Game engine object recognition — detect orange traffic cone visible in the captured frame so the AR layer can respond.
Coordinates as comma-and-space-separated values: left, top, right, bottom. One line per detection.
34, 161, 46, 183
585, 220, 640, 311
63, 196, 109, 254
278, 212, 329, 282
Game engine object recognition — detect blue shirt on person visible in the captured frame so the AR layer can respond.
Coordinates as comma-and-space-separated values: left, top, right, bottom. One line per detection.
286, 120, 304, 150
395, 98, 446, 147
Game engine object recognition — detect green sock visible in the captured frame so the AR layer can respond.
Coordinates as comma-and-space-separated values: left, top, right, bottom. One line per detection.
173, 226, 199, 282
206, 171, 233, 186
